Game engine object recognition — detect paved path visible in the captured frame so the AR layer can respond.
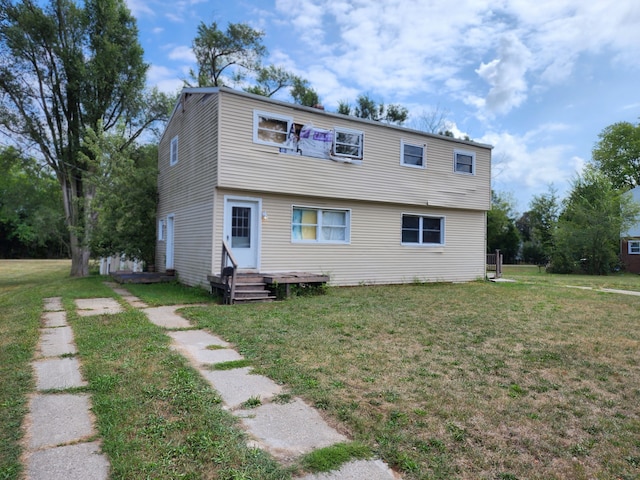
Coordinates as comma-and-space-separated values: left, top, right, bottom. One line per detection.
25, 288, 400, 479
23, 297, 111, 480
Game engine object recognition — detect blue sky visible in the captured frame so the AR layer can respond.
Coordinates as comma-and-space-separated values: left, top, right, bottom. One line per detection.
127, 0, 640, 213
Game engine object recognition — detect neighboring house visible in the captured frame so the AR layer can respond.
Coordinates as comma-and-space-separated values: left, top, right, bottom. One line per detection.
155, 87, 492, 289
621, 186, 640, 273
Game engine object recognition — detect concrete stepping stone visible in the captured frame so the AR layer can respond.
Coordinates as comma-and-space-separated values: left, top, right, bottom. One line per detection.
27, 394, 95, 449
75, 298, 123, 316
43, 311, 67, 328
34, 357, 86, 390
43, 297, 64, 312
144, 306, 193, 328
39, 326, 76, 357
167, 328, 230, 348
26, 441, 109, 480
200, 367, 282, 408
298, 459, 400, 479
236, 398, 348, 461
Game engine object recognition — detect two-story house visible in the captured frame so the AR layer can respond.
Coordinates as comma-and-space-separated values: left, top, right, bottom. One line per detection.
156, 87, 492, 293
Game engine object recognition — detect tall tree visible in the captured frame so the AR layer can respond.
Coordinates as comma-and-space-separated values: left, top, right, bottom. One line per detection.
551, 168, 640, 274
190, 21, 266, 87
520, 186, 559, 264
591, 120, 640, 190
0, 0, 169, 276
487, 191, 521, 263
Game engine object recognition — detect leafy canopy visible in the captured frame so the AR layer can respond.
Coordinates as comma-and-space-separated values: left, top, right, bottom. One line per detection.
591, 120, 640, 190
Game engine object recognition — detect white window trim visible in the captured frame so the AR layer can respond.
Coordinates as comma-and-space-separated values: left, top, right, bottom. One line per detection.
629, 240, 640, 254
291, 206, 351, 244
170, 136, 178, 166
333, 127, 364, 160
253, 110, 293, 147
401, 213, 446, 246
454, 149, 475, 175
158, 219, 165, 241
401, 140, 426, 168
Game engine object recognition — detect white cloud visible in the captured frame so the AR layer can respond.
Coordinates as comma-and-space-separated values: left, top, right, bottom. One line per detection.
126, 0, 154, 17
147, 65, 183, 94
168, 45, 195, 63
480, 127, 584, 209
476, 33, 532, 115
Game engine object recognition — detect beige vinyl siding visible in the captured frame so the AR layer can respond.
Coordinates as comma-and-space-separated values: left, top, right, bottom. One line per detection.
156, 93, 219, 287
213, 189, 486, 286
217, 91, 490, 212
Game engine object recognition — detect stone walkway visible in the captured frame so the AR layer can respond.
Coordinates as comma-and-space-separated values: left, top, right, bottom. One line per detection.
23, 297, 112, 480
25, 287, 400, 479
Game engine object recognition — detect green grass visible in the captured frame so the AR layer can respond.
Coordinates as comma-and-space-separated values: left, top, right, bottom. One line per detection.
183, 277, 640, 479
122, 281, 215, 306
0, 260, 289, 480
301, 442, 371, 472
3, 260, 640, 479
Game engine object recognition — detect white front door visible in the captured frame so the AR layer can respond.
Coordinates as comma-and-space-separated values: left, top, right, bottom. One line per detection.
224, 198, 260, 269
165, 214, 175, 269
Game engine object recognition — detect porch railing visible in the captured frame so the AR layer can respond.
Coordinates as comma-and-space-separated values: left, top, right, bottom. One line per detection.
221, 240, 238, 304
486, 249, 503, 279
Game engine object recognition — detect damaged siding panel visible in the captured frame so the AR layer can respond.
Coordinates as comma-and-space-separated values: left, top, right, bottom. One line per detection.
157, 92, 219, 287
217, 92, 491, 211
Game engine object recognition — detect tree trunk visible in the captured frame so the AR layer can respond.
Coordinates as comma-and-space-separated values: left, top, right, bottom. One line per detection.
60, 173, 91, 277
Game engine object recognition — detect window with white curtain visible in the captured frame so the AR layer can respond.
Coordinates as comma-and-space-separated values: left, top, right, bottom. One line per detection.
292, 207, 350, 243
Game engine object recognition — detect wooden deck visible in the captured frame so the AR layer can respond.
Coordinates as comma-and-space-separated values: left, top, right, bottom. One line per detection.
207, 271, 330, 303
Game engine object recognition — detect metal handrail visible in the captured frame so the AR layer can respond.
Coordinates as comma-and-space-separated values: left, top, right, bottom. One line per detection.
221, 240, 238, 304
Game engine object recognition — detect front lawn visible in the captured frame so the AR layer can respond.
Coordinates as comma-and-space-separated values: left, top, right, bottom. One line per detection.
2, 261, 639, 479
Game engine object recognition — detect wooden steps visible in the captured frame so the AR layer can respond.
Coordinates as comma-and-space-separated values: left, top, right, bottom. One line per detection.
208, 271, 329, 305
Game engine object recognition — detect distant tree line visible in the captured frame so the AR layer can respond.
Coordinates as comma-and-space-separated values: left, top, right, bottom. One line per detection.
488, 119, 640, 274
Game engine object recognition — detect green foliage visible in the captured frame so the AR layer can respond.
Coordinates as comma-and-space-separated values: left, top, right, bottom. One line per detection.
0, 0, 168, 276
591, 120, 640, 190
0, 147, 67, 258
190, 21, 266, 87
290, 77, 320, 107
301, 443, 371, 472
519, 186, 559, 264
346, 94, 408, 125
487, 191, 521, 263
85, 126, 158, 266
550, 168, 640, 274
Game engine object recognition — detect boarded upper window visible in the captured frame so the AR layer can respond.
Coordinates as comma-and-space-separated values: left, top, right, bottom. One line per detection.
253, 110, 293, 147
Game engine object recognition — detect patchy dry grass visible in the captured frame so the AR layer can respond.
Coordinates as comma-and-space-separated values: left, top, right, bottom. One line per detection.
184, 279, 640, 479
3, 261, 639, 479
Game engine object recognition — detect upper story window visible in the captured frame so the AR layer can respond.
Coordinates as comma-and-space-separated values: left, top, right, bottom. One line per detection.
454, 149, 475, 175
401, 141, 426, 168
254, 110, 293, 147
292, 207, 350, 243
170, 136, 178, 166
629, 240, 640, 254
401, 214, 444, 245
333, 127, 363, 159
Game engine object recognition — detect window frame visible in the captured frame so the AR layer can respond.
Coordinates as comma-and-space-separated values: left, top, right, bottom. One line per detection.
454, 149, 475, 175
333, 127, 364, 160
629, 240, 640, 254
401, 140, 426, 168
170, 136, 178, 166
253, 110, 293, 147
291, 206, 351, 244
401, 214, 445, 246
